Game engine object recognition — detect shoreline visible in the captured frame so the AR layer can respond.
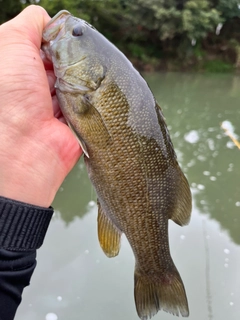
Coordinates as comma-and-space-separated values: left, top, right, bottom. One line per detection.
130, 56, 240, 73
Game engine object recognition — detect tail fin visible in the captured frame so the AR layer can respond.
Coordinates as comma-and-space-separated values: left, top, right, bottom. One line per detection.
134, 266, 189, 319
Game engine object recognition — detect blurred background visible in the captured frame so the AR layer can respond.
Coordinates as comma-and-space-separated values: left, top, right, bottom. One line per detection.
1, 0, 240, 72
1, 1, 240, 320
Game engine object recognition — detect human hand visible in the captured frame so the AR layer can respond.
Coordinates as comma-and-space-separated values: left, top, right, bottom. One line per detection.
0, 5, 82, 207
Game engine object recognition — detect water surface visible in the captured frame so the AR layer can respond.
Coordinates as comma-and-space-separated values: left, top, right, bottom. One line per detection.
16, 73, 240, 320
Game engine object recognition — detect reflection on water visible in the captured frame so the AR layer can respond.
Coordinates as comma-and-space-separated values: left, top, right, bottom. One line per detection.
52, 161, 96, 223
16, 73, 240, 320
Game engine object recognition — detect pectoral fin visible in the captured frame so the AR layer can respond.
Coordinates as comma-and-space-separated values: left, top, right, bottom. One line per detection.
97, 200, 122, 258
67, 121, 89, 158
56, 90, 111, 158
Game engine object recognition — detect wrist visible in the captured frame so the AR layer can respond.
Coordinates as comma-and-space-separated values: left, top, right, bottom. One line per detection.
0, 195, 54, 250
0, 166, 59, 208
0, 131, 64, 207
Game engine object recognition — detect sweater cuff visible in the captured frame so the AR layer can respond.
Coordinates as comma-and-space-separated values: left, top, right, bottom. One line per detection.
0, 196, 54, 251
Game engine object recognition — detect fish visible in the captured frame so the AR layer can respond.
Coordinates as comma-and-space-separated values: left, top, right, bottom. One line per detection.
41, 10, 192, 320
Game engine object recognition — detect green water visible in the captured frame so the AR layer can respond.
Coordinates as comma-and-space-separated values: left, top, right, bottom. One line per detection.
16, 73, 240, 320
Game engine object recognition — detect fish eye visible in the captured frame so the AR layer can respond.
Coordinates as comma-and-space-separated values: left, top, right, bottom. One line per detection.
72, 24, 83, 36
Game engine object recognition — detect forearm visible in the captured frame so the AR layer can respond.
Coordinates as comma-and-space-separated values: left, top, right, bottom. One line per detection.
0, 196, 53, 320
0, 249, 36, 320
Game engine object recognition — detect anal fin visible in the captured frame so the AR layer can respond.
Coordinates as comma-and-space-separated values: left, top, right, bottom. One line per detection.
97, 200, 122, 258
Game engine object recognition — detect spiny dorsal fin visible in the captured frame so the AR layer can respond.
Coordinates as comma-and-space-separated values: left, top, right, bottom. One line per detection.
97, 200, 122, 258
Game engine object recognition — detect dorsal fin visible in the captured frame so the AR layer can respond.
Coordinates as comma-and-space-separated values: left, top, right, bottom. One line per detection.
169, 167, 192, 226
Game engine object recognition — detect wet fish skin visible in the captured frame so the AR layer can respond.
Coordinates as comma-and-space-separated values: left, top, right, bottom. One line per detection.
42, 10, 192, 319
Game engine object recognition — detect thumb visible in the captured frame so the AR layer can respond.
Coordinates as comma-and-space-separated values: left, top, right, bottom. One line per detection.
1, 5, 50, 49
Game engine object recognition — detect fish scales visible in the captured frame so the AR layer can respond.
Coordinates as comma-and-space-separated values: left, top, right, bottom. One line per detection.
42, 10, 192, 320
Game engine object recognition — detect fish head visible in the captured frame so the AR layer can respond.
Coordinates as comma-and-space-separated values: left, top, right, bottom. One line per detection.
41, 10, 115, 156
42, 10, 107, 93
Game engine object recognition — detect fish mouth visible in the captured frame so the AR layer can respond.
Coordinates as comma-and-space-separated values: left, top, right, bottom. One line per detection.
42, 10, 71, 44
42, 10, 105, 93
41, 10, 72, 64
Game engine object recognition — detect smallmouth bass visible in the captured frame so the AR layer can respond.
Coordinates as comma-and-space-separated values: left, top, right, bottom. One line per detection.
42, 10, 192, 319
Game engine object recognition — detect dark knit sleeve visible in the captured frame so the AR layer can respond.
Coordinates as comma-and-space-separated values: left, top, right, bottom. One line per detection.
0, 196, 54, 320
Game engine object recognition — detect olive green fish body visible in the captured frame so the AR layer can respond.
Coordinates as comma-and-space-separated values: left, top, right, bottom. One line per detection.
42, 11, 192, 319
